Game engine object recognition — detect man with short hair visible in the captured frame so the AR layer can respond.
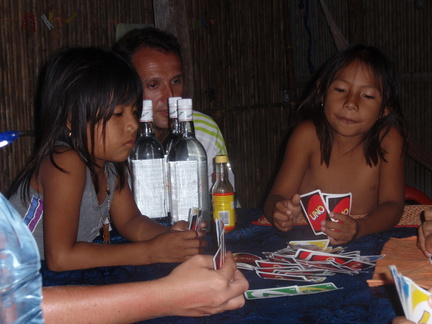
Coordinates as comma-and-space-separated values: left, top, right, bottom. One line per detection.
113, 27, 235, 190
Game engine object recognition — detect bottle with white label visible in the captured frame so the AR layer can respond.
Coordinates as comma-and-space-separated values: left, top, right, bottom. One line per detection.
163, 96, 182, 156
167, 98, 210, 230
212, 155, 236, 232
130, 100, 168, 223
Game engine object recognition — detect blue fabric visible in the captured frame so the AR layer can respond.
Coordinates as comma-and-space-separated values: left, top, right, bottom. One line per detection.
41, 208, 417, 323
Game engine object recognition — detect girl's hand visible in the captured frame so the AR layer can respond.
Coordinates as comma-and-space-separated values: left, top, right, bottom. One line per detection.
171, 221, 207, 239
171, 221, 189, 231
272, 194, 301, 232
147, 230, 207, 263
417, 208, 432, 258
321, 213, 358, 245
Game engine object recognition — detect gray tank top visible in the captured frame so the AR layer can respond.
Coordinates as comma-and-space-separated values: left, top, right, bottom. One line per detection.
9, 163, 116, 259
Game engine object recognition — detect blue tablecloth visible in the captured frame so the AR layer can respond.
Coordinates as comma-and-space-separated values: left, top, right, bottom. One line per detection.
41, 208, 418, 323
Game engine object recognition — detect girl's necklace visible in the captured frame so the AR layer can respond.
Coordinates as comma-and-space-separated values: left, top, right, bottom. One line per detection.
102, 164, 111, 243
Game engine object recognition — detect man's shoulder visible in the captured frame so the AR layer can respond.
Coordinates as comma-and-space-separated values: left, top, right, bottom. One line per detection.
192, 110, 218, 126
192, 110, 220, 133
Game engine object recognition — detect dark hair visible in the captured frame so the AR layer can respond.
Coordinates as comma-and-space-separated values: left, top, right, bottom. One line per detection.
113, 26, 182, 63
9, 47, 143, 199
297, 44, 407, 167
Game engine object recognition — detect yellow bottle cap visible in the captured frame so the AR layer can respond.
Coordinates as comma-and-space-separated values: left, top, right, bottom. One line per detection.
215, 155, 228, 163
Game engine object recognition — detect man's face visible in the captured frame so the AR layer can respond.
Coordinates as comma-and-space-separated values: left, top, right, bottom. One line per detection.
131, 47, 183, 132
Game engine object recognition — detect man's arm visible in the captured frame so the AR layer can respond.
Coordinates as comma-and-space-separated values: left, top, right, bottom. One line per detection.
42, 253, 248, 323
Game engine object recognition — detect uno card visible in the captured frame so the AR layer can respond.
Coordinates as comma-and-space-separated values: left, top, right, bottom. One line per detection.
325, 193, 352, 215
300, 190, 330, 235
213, 245, 223, 270
213, 217, 226, 270
391, 265, 432, 323
244, 282, 341, 300
234, 252, 262, 270
188, 207, 200, 230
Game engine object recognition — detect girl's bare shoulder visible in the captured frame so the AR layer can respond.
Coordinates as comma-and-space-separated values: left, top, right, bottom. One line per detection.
40, 146, 85, 174
381, 126, 404, 151
289, 121, 319, 147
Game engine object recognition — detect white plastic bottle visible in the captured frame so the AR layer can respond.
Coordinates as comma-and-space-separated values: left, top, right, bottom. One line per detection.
167, 98, 210, 230
130, 100, 168, 223
0, 193, 44, 323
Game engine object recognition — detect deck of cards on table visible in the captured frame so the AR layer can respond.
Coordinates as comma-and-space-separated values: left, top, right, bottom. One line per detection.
235, 239, 384, 300
391, 265, 432, 323
299, 189, 352, 235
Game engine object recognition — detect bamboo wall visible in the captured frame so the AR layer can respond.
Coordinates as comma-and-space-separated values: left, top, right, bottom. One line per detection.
1, 0, 432, 209
0, 0, 154, 196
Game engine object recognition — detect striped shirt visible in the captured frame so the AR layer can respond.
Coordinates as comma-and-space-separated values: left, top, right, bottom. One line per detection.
193, 111, 236, 191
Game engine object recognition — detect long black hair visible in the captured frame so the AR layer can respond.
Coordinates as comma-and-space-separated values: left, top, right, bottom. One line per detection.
9, 47, 143, 199
298, 44, 407, 167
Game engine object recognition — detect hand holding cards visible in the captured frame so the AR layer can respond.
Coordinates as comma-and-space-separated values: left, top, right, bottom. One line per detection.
300, 190, 352, 235
391, 265, 432, 323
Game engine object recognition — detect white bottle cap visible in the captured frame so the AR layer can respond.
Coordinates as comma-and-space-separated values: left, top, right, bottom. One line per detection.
140, 100, 153, 122
168, 97, 182, 118
177, 98, 193, 121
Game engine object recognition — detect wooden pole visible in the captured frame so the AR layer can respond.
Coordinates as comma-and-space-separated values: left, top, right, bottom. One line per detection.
153, 0, 194, 98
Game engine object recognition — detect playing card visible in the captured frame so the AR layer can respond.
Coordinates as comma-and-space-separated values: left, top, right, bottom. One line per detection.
244, 282, 341, 300
390, 265, 432, 323
300, 190, 331, 235
325, 193, 352, 215
188, 207, 200, 230
213, 217, 226, 270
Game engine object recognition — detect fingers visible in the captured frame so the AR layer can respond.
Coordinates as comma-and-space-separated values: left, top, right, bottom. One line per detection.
418, 218, 432, 257
425, 208, 432, 221
273, 200, 294, 231
217, 252, 238, 278
171, 221, 189, 231
322, 214, 357, 245
291, 194, 301, 207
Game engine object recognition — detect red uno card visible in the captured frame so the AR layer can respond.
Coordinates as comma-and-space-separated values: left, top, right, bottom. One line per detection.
325, 193, 352, 215
300, 190, 330, 235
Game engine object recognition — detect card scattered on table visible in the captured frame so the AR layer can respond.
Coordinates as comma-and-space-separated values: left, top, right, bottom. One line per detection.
300, 190, 351, 235
244, 282, 341, 300
390, 265, 432, 323
234, 239, 383, 283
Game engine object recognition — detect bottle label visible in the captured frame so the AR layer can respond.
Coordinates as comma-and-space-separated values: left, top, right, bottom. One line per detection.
132, 158, 167, 218
168, 160, 199, 222
213, 192, 235, 228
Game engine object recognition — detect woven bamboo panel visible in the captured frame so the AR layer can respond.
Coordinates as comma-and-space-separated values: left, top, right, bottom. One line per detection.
0, 0, 153, 195
209, 104, 293, 207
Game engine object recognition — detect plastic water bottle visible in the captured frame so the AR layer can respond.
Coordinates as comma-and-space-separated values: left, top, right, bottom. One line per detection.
0, 193, 44, 323
167, 98, 210, 230
162, 97, 182, 156
130, 100, 168, 223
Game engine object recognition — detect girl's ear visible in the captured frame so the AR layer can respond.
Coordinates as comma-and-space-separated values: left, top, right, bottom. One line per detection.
381, 106, 391, 118
66, 121, 72, 130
